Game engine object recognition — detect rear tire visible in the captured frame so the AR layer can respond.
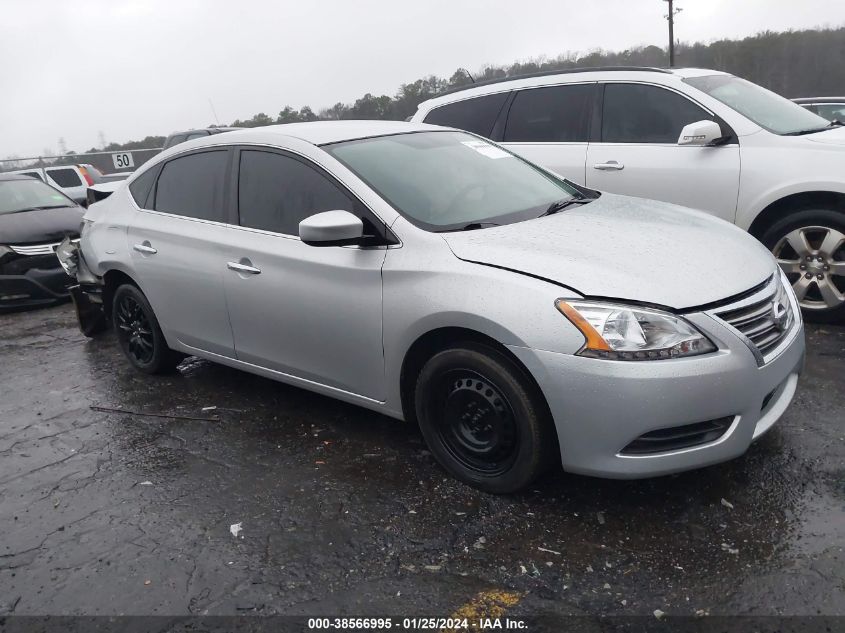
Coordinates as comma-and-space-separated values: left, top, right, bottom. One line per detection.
414, 342, 556, 494
761, 208, 845, 323
112, 284, 182, 374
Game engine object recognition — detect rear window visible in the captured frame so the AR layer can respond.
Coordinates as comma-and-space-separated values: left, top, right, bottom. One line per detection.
504, 84, 593, 142
423, 93, 509, 138
128, 167, 158, 208
153, 151, 227, 222
47, 168, 83, 188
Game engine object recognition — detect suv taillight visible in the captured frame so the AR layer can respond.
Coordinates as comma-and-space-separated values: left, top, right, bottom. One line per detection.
78, 166, 94, 186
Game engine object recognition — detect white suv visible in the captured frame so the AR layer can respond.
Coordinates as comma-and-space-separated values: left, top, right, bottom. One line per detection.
412, 67, 845, 321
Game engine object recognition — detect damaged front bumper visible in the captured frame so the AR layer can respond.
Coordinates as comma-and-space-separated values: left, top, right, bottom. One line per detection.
56, 236, 108, 336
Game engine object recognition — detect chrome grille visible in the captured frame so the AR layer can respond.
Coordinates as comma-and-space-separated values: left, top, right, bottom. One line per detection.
9, 242, 61, 256
714, 274, 797, 362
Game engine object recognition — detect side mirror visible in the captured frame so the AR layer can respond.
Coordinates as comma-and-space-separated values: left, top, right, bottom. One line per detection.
677, 120, 724, 146
299, 210, 364, 246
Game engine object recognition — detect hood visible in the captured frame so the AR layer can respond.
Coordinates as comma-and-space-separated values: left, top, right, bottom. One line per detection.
0, 207, 84, 244
441, 193, 775, 310
804, 124, 845, 146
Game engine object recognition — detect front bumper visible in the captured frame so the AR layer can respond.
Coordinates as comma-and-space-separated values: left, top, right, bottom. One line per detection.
0, 267, 74, 311
508, 312, 805, 479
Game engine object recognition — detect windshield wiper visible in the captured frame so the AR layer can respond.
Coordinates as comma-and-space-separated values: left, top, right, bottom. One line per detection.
784, 120, 844, 136
539, 196, 591, 217
448, 221, 501, 232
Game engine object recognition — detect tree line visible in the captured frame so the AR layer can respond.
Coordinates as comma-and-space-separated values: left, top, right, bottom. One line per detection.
47, 25, 845, 154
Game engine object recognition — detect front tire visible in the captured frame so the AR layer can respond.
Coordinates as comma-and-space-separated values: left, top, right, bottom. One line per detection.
414, 343, 556, 494
762, 209, 845, 323
112, 284, 182, 374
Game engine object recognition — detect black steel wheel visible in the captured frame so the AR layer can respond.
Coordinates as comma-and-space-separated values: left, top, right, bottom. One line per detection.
434, 369, 519, 476
112, 284, 182, 374
414, 342, 557, 494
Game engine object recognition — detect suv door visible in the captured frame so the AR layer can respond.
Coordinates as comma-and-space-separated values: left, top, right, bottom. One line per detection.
586, 82, 740, 221
223, 148, 387, 400
127, 149, 237, 357
499, 83, 594, 185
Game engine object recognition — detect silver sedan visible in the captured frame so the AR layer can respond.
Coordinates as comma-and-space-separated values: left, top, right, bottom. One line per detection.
61, 121, 805, 493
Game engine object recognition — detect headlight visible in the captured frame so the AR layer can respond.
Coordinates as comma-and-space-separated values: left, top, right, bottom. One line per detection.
556, 300, 716, 360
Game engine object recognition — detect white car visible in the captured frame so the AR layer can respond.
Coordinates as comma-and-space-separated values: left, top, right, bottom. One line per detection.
412, 67, 845, 321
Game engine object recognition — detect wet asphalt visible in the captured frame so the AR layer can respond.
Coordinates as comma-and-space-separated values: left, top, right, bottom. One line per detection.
0, 304, 843, 621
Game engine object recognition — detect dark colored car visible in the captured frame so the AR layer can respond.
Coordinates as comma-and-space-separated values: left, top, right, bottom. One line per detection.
792, 97, 845, 122
162, 127, 241, 150
0, 174, 84, 311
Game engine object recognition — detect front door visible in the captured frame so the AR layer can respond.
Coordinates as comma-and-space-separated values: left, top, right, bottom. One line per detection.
222, 148, 387, 400
586, 82, 740, 222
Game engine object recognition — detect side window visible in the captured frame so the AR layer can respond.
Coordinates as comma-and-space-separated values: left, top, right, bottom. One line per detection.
817, 104, 845, 121
164, 134, 187, 149
154, 151, 228, 221
238, 150, 354, 235
21, 172, 43, 181
602, 83, 713, 143
504, 84, 593, 142
423, 93, 509, 138
128, 167, 158, 208
47, 168, 83, 187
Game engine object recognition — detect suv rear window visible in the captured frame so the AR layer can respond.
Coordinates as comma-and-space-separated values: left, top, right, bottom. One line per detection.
47, 168, 83, 187
601, 83, 713, 143
423, 93, 509, 138
504, 84, 593, 142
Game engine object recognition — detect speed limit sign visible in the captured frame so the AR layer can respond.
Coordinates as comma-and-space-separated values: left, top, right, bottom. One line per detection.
111, 152, 135, 170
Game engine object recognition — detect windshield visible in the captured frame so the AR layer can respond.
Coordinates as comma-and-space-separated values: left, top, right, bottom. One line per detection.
324, 131, 583, 231
684, 74, 830, 135
0, 178, 76, 215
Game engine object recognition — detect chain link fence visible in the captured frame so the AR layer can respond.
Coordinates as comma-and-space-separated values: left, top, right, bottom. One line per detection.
0, 148, 163, 177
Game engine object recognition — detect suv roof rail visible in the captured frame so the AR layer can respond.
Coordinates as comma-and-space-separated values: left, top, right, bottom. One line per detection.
434, 66, 672, 98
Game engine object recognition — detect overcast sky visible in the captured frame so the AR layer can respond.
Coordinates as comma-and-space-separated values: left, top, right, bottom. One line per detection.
1, 0, 843, 157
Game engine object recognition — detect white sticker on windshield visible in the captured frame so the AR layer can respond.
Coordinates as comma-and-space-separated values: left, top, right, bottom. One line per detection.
461, 140, 512, 159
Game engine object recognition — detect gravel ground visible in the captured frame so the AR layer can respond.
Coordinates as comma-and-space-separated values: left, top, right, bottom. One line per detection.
0, 304, 843, 624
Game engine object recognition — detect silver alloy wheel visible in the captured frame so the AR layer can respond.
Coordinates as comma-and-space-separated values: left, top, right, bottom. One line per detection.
774, 225, 845, 310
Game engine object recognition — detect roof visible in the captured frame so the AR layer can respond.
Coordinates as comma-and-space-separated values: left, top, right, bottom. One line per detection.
434, 66, 672, 97
196, 120, 441, 146
418, 66, 730, 110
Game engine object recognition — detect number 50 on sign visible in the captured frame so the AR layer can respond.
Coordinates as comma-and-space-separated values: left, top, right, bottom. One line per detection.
112, 152, 135, 170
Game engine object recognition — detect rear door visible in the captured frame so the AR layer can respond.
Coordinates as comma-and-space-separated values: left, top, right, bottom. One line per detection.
499, 82, 594, 185
586, 82, 740, 221
126, 149, 236, 357
223, 147, 387, 400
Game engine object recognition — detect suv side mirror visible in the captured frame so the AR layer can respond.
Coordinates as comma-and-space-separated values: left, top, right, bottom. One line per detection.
678, 120, 724, 146
299, 210, 364, 246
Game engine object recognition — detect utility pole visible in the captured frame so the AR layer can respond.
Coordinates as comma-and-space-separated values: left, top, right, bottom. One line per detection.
664, 0, 682, 67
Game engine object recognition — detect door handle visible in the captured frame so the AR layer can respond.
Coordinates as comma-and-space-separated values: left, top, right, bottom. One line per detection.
133, 242, 157, 254
593, 161, 625, 171
227, 261, 261, 275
